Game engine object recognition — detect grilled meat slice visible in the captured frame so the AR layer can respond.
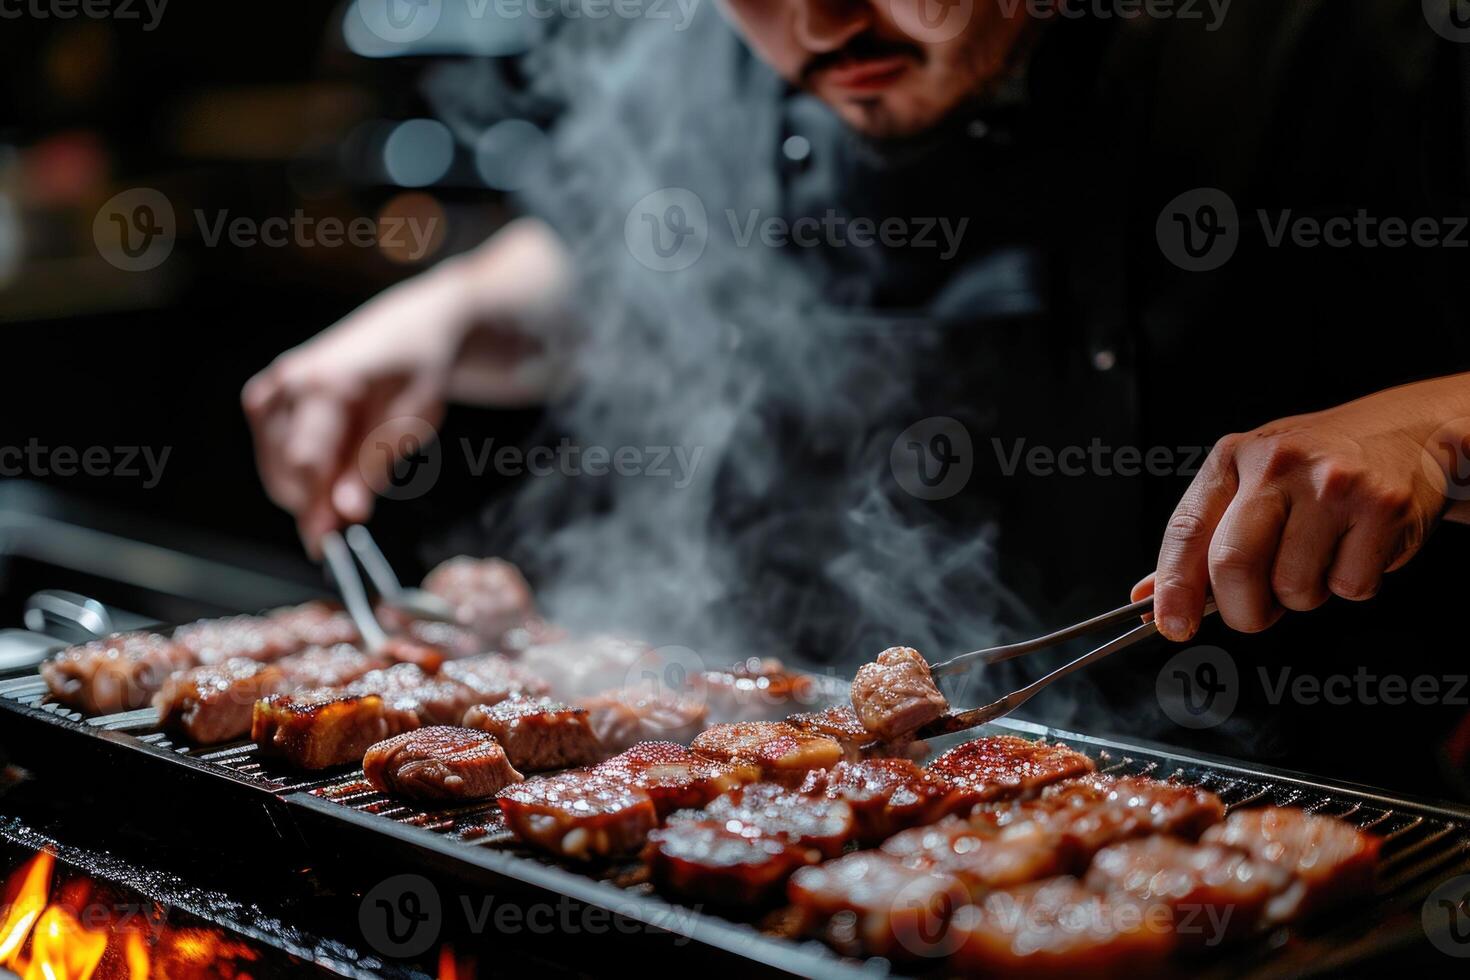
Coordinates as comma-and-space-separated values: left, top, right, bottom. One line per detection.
42, 632, 195, 714
881, 816, 1071, 898
377, 635, 448, 672
1085, 836, 1290, 946
786, 705, 924, 763
701, 658, 821, 724
253, 690, 418, 770
498, 768, 658, 861
154, 658, 288, 744
597, 741, 753, 816
422, 556, 537, 643
799, 758, 960, 844
173, 615, 300, 665
363, 726, 524, 801
786, 851, 969, 961
691, 722, 844, 783
928, 736, 1095, 805
461, 697, 603, 770
644, 822, 814, 906
1030, 774, 1226, 847
577, 687, 707, 751
267, 601, 361, 648
669, 783, 855, 859
949, 876, 1175, 979
441, 653, 551, 704
519, 635, 651, 701
1199, 806, 1380, 921
275, 644, 388, 689
347, 663, 481, 726
850, 646, 949, 740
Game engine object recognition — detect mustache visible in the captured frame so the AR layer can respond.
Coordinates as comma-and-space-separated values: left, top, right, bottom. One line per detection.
799, 35, 925, 86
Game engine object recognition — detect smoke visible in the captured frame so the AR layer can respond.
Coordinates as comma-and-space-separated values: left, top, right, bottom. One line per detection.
419, 3, 1031, 701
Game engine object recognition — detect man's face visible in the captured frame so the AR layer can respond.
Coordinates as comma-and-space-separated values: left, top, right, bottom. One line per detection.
720, 0, 1028, 139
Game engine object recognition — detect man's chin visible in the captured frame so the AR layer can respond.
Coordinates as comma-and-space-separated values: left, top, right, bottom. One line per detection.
822, 92, 948, 141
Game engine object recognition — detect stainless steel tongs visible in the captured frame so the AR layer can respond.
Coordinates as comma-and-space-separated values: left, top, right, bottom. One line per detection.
915, 594, 1219, 738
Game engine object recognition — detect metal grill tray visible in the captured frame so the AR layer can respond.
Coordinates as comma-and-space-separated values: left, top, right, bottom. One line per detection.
2, 673, 1467, 978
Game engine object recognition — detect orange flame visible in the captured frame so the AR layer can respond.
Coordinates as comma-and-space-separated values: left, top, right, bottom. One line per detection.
22, 906, 107, 980
0, 852, 53, 963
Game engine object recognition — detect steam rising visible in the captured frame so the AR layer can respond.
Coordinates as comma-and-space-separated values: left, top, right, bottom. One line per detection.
421, 4, 1026, 704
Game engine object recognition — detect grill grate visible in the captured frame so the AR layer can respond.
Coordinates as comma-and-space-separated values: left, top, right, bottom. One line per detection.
5, 673, 1470, 978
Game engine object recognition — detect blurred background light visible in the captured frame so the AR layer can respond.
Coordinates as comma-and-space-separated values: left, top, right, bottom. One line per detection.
383, 118, 454, 187
341, 0, 533, 58
474, 119, 549, 192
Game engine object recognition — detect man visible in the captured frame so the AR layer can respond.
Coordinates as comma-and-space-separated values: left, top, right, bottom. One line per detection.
245, 0, 1470, 793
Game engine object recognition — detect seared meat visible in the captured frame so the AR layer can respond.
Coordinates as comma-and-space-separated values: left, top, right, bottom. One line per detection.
786, 851, 969, 961
267, 601, 361, 648
42, 632, 195, 714
461, 697, 603, 770
597, 741, 753, 816
701, 658, 821, 724
799, 758, 959, 844
577, 687, 707, 751
154, 658, 287, 744
849, 646, 949, 740
253, 690, 418, 770
347, 663, 480, 725
276, 644, 388, 689
644, 822, 814, 905
441, 653, 551, 704
520, 635, 651, 701
377, 635, 447, 672
1200, 806, 1380, 921
1086, 836, 1289, 946
881, 816, 1070, 898
949, 876, 1175, 979
691, 722, 844, 783
422, 556, 537, 643
1031, 774, 1226, 848
927, 736, 1095, 805
497, 768, 658, 860
670, 783, 854, 858
363, 726, 524, 801
173, 615, 300, 665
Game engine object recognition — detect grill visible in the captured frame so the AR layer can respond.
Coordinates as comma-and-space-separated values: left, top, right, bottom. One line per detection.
2, 671, 1468, 978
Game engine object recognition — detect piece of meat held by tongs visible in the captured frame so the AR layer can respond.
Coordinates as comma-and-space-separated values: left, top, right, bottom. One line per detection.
912, 594, 1219, 740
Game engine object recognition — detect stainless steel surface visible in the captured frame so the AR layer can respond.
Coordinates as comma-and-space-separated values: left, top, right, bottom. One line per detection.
320, 530, 389, 653
21, 589, 114, 640
932, 596, 1157, 674
343, 524, 456, 624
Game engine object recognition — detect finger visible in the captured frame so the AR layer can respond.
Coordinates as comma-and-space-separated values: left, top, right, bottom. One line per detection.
241, 369, 283, 420
283, 394, 351, 505
1208, 482, 1289, 632
297, 496, 343, 560
1269, 503, 1344, 611
1327, 519, 1400, 601
1154, 441, 1240, 641
1130, 574, 1155, 622
332, 468, 376, 524
254, 404, 309, 512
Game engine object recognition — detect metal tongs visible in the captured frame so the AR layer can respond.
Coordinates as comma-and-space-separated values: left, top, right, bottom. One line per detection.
915, 594, 1219, 738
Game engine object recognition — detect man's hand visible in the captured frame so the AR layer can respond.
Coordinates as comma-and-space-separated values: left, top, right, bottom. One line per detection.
242, 218, 571, 554
1137, 375, 1470, 640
